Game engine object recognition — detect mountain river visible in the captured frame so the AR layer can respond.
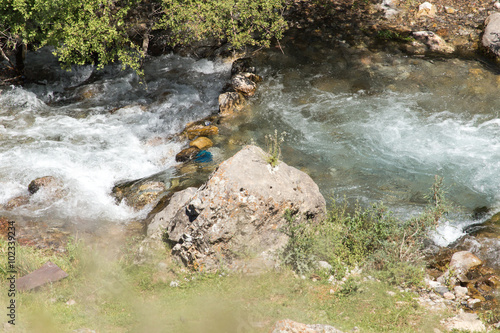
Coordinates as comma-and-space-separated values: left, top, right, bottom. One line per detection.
1, 40, 499, 266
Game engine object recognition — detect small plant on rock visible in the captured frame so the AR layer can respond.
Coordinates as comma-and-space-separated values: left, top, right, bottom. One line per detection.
264, 129, 287, 168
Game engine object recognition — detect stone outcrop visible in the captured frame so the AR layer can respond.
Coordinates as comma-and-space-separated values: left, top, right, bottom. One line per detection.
149, 145, 326, 271
482, 13, 500, 60
269, 319, 343, 333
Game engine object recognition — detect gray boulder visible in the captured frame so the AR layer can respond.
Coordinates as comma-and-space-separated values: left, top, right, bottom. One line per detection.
146, 187, 197, 242
159, 145, 326, 271
482, 13, 500, 59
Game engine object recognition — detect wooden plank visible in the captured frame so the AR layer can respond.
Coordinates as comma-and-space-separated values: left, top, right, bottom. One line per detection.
17, 261, 68, 292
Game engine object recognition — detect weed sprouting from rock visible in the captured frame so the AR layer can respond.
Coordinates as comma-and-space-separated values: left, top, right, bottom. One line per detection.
264, 129, 287, 168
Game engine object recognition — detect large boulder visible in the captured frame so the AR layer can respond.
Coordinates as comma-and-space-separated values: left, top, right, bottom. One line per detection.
158, 145, 326, 271
482, 13, 500, 60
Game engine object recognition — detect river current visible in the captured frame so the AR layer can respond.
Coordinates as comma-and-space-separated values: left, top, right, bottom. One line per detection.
1, 43, 500, 250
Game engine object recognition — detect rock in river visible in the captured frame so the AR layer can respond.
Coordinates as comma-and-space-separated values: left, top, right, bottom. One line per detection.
147, 145, 326, 271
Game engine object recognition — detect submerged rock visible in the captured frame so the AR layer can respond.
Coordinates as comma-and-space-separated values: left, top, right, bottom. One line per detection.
4, 195, 30, 210
184, 124, 219, 140
28, 176, 63, 195
159, 145, 326, 271
175, 147, 200, 162
112, 180, 167, 211
189, 136, 213, 150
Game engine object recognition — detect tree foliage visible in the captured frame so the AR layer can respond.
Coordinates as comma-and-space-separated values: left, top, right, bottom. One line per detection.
0, 0, 288, 73
157, 0, 288, 50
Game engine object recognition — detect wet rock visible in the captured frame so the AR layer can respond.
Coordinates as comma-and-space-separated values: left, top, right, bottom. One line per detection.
4, 195, 30, 210
189, 137, 213, 150
241, 72, 263, 83
482, 13, 500, 60
184, 124, 219, 140
269, 319, 343, 333
218, 91, 246, 116
175, 147, 200, 162
112, 180, 167, 211
412, 31, 455, 54
438, 251, 483, 285
231, 57, 255, 75
450, 251, 483, 276
192, 150, 213, 163
231, 74, 257, 97
163, 145, 326, 271
417, 2, 437, 18
28, 176, 64, 195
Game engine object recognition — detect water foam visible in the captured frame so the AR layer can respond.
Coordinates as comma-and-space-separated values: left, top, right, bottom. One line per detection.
0, 53, 229, 224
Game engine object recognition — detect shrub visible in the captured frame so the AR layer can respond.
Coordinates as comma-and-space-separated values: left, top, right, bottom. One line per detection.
281, 176, 447, 287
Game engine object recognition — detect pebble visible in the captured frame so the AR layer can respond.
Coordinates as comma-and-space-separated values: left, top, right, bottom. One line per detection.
443, 292, 455, 300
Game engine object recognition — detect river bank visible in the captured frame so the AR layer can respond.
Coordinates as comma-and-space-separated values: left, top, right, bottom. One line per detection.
2, 1, 500, 331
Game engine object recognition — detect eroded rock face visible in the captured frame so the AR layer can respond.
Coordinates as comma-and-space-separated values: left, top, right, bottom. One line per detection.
160, 145, 326, 270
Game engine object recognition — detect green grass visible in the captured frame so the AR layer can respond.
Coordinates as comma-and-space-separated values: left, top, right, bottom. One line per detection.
0, 236, 452, 333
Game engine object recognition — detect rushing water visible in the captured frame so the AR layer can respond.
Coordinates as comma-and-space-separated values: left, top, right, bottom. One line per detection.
1, 42, 500, 249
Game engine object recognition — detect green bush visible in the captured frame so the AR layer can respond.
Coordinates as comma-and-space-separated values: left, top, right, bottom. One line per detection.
281, 177, 447, 287
156, 0, 288, 50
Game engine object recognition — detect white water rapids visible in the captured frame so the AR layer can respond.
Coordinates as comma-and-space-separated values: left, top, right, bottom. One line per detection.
1, 45, 500, 248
